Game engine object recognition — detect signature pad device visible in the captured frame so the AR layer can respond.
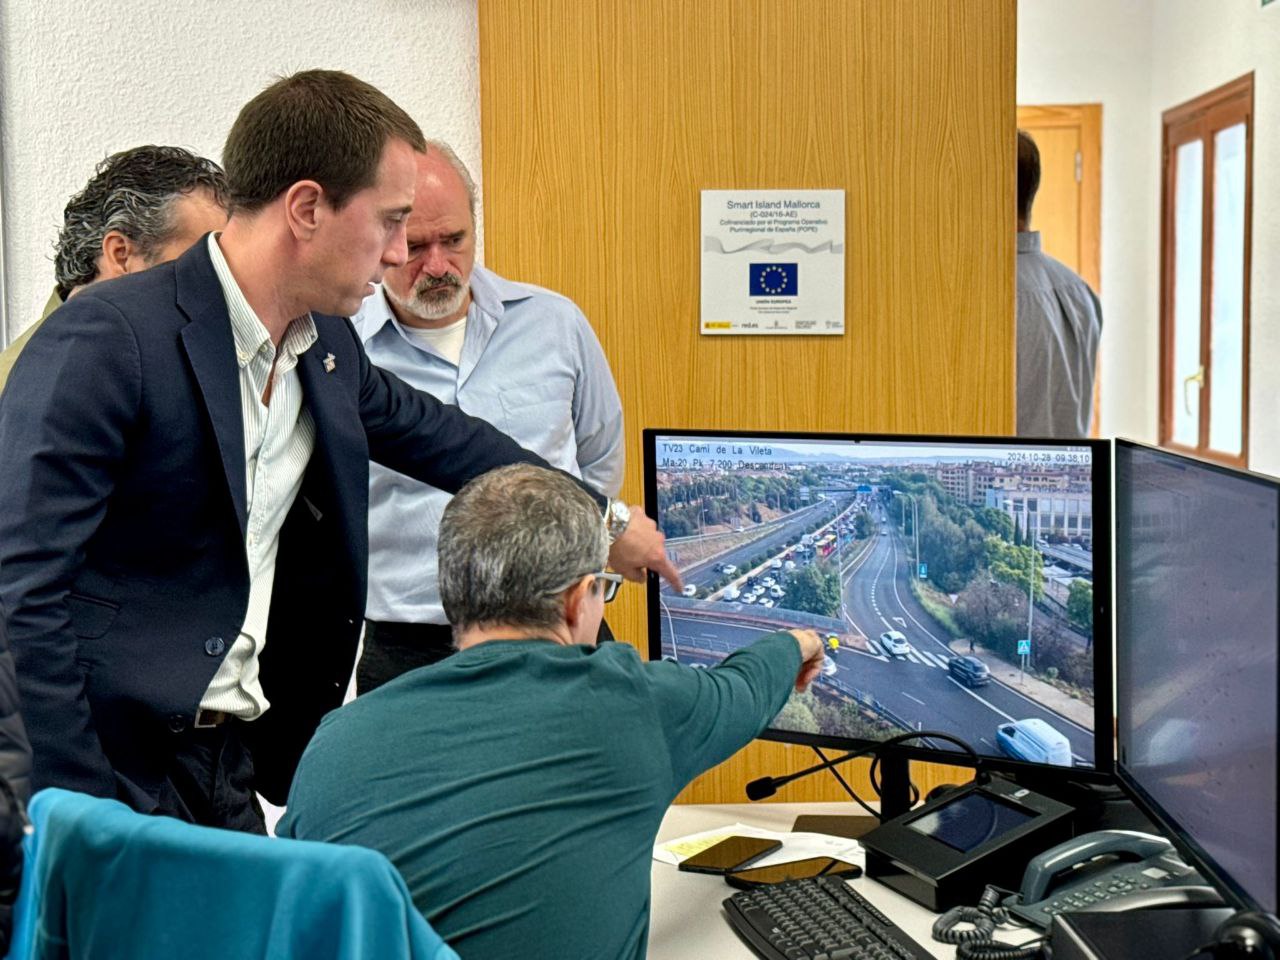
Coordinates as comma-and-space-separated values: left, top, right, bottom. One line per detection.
860, 775, 1075, 912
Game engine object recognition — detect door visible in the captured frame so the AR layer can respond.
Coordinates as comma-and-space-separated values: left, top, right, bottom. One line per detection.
1016, 105, 1102, 435
1159, 74, 1253, 467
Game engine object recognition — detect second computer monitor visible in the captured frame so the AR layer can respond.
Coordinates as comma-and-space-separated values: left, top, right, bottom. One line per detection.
1115, 440, 1279, 913
645, 430, 1112, 778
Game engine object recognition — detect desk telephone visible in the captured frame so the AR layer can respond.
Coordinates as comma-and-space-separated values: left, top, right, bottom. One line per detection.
1004, 829, 1224, 930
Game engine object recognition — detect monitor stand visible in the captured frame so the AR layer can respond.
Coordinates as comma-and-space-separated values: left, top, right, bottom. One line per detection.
791, 753, 914, 840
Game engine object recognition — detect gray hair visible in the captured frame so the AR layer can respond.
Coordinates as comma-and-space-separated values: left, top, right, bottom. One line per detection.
53, 145, 228, 299
439, 464, 608, 634
424, 140, 478, 220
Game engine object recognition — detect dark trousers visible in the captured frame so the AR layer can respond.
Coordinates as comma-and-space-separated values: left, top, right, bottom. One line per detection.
356, 617, 617, 695
356, 621, 455, 694
114, 721, 266, 834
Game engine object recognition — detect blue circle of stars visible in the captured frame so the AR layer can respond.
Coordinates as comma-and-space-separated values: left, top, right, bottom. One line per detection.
758, 264, 789, 294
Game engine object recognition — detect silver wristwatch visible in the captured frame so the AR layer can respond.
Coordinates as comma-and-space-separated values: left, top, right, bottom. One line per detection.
604, 498, 631, 543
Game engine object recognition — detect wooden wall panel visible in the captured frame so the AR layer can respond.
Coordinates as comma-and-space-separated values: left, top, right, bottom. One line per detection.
479, 0, 1015, 803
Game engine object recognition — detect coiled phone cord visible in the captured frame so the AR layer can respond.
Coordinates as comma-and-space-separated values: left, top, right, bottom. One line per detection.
933, 885, 1047, 960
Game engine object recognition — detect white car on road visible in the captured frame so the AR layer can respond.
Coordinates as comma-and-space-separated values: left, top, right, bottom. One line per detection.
996, 719, 1072, 766
877, 630, 910, 659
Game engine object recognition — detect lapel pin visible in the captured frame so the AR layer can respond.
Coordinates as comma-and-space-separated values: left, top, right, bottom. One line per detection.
323, 353, 336, 373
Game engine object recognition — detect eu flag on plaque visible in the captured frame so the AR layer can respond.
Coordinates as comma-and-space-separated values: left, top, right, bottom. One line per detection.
749, 262, 798, 297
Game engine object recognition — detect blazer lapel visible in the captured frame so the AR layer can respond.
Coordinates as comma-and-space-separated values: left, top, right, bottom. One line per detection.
296, 328, 366, 527
175, 240, 248, 536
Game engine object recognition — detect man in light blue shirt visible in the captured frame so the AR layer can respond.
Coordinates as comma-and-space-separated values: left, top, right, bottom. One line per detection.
354, 141, 624, 692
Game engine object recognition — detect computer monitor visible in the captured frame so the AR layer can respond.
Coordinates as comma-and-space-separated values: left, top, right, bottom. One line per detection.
644, 429, 1114, 796
1114, 440, 1279, 913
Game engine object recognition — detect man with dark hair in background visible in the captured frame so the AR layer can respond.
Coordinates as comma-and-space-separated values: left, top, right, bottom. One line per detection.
0, 146, 228, 392
0, 70, 674, 833
281, 464, 821, 959
1016, 129, 1102, 438
0, 145, 227, 809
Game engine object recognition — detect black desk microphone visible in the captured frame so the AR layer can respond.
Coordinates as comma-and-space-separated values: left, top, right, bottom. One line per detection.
745, 731, 985, 804
746, 749, 865, 800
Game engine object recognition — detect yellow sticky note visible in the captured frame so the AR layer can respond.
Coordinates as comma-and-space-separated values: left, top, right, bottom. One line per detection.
663, 833, 733, 858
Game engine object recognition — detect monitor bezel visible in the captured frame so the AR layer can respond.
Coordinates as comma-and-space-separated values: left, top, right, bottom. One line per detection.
643, 427, 1114, 784
1113, 438, 1280, 914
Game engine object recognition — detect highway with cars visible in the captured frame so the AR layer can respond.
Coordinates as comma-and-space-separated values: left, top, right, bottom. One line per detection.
834, 514, 1095, 764
661, 497, 848, 595
1037, 541, 1093, 573
656, 505, 1096, 767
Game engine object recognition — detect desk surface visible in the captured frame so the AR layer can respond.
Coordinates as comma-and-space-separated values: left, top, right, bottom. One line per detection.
649, 802, 1039, 960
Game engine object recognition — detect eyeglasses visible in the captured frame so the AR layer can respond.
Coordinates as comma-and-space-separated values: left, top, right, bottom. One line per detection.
546, 570, 625, 603
593, 571, 624, 603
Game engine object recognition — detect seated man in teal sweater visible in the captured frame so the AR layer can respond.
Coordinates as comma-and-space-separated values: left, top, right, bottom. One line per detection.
279, 464, 824, 960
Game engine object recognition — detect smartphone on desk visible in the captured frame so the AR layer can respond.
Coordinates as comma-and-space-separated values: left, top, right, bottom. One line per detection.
725, 857, 863, 890
678, 836, 782, 875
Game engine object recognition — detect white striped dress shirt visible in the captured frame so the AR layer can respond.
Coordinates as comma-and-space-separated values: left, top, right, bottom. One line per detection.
200, 233, 317, 718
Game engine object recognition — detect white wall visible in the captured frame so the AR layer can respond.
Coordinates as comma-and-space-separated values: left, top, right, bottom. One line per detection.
0, 0, 483, 344
1017, 0, 1159, 445
1019, 0, 1280, 471
7, 2, 1275, 461
1148, 0, 1280, 475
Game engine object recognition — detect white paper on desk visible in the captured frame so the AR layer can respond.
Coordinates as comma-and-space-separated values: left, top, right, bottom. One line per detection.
751, 832, 863, 869
653, 823, 861, 868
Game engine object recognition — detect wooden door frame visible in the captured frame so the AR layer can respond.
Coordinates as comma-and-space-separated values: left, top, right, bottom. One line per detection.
1016, 104, 1103, 433
1158, 73, 1253, 468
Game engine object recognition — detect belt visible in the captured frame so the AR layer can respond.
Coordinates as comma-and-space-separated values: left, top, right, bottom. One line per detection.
365, 620, 454, 643
193, 708, 232, 729
364, 620, 456, 657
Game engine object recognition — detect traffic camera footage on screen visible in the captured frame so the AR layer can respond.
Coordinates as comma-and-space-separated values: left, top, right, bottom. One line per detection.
653, 434, 1098, 769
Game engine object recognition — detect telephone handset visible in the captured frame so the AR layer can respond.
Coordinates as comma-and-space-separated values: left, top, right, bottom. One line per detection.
1005, 829, 1224, 931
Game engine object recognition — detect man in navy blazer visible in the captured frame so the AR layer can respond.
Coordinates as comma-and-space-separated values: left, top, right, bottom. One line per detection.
0, 71, 675, 831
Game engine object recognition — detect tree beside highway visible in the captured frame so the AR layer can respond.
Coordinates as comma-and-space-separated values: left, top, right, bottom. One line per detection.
1067, 580, 1094, 634
786, 563, 843, 618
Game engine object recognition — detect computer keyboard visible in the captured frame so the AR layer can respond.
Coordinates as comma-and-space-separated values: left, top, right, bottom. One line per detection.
723, 874, 934, 960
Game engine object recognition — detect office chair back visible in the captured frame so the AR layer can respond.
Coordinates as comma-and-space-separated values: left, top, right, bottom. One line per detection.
4, 788, 458, 960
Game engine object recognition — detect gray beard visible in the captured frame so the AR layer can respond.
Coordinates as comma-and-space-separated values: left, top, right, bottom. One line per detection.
386, 275, 468, 322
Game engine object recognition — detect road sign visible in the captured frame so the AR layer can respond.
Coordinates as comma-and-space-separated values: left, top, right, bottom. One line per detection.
1017, 639, 1031, 656
918, 562, 927, 579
